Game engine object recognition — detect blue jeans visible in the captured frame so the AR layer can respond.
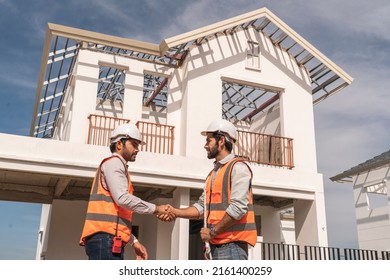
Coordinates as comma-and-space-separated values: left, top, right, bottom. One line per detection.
84, 232, 124, 260
210, 242, 248, 260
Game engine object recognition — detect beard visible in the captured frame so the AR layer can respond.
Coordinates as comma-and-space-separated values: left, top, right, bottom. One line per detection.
207, 145, 219, 159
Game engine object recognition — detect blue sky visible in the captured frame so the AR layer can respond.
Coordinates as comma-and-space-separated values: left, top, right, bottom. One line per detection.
0, 0, 390, 259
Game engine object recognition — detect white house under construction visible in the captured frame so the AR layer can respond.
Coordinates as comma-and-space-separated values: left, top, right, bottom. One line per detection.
0, 7, 352, 259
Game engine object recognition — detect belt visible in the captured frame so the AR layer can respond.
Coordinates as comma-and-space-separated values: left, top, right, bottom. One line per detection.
85, 232, 124, 244
211, 241, 248, 252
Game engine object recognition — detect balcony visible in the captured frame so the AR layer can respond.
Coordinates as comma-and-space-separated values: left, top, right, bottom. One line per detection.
87, 114, 175, 155
235, 130, 294, 169
87, 114, 294, 168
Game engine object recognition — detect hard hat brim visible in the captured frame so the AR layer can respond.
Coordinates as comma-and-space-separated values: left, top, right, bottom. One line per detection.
200, 130, 236, 143
110, 136, 146, 145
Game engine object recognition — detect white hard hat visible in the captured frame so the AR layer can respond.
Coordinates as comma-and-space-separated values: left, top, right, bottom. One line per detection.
201, 119, 237, 143
110, 123, 145, 144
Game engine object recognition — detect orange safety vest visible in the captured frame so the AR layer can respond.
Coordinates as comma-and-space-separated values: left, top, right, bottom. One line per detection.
79, 156, 133, 246
205, 157, 257, 247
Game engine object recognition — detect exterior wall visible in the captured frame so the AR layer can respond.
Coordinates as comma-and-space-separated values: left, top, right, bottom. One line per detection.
352, 167, 390, 251
167, 67, 187, 156
281, 217, 296, 244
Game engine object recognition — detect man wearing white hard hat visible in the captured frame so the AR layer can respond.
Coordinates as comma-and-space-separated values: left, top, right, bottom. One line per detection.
80, 123, 175, 260
161, 119, 257, 260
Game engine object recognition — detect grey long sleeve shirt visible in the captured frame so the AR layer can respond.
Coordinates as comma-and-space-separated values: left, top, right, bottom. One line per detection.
100, 153, 156, 215
100, 153, 156, 245
193, 153, 252, 220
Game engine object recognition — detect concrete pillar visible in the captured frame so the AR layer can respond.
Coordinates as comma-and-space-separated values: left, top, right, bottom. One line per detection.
261, 207, 282, 243
294, 199, 319, 246
35, 204, 52, 260
171, 188, 190, 259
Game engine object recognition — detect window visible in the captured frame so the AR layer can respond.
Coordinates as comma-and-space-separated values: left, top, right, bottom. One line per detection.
246, 40, 260, 70
97, 66, 125, 102
143, 73, 168, 109
221, 80, 279, 122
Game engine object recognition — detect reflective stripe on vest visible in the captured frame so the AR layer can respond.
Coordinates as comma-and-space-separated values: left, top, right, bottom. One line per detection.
206, 157, 257, 246
80, 156, 133, 245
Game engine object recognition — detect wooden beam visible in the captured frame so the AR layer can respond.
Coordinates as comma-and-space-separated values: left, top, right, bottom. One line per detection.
144, 77, 168, 106
242, 94, 279, 121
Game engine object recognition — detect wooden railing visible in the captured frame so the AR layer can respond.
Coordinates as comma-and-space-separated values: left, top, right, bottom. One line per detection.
87, 115, 293, 166
87, 115, 175, 155
87, 114, 130, 146
136, 121, 175, 155
235, 130, 294, 169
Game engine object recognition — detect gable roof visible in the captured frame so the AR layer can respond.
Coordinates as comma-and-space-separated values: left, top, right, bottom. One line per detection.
330, 150, 390, 183
30, 7, 353, 139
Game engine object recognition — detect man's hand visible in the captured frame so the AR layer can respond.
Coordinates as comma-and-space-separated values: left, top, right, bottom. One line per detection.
200, 227, 216, 242
133, 241, 148, 260
155, 204, 176, 222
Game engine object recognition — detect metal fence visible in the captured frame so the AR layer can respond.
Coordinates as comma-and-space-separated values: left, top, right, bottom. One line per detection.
261, 242, 390, 260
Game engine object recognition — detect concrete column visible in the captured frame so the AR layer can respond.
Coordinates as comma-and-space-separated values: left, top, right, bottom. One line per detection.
171, 188, 190, 259
294, 199, 319, 246
261, 207, 282, 243
35, 204, 52, 260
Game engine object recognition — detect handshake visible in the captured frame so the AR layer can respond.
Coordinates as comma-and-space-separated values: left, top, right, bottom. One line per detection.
154, 204, 176, 222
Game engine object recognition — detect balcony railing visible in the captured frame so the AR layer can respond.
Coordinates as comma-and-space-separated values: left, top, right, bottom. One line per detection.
260, 242, 390, 260
235, 130, 294, 169
87, 115, 293, 167
87, 114, 130, 146
136, 121, 175, 155
87, 115, 175, 155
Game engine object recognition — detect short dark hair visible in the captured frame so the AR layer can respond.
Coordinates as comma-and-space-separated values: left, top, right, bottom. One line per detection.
109, 138, 128, 153
109, 142, 116, 153
212, 132, 233, 152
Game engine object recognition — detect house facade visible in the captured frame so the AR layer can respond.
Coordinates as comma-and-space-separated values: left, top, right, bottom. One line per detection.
0, 8, 352, 259
331, 150, 390, 252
